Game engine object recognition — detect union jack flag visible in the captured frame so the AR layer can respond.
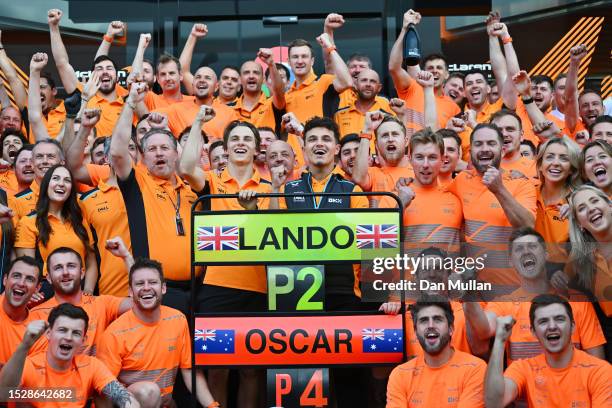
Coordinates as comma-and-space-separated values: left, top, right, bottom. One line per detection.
355, 224, 398, 249
197, 226, 239, 251
362, 328, 385, 341
195, 329, 217, 341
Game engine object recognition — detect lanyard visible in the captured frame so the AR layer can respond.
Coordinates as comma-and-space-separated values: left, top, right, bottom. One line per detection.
166, 188, 185, 236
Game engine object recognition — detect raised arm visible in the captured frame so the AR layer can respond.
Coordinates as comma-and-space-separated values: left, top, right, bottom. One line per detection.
111, 82, 146, 179
66, 108, 100, 184
28, 53, 51, 141
353, 111, 383, 190
415, 71, 438, 130
482, 166, 535, 228
486, 12, 507, 88
95, 21, 125, 59
0, 31, 27, 109
316, 33, 352, 93
485, 316, 518, 408
564, 44, 587, 133
489, 20, 518, 109
258, 48, 285, 109
322, 13, 345, 75
388, 10, 421, 93
131, 33, 151, 81
512, 71, 553, 141
47, 9, 78, 94
179, 24, 208, 96
0, 79, 11, 109
177, 105, 213, 192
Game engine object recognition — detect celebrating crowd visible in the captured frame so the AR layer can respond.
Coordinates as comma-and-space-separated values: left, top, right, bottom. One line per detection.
0, 7, 610, 408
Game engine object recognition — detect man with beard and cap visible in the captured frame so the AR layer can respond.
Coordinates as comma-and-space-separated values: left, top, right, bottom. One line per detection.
98, 258, 218, 408
0, 256, 43, 368
448, 123, 536, 293
30, 246, 132, 356
48, 9, 129, 137
0, 129, 26, 194
386, 296, 486, 408
389, 9, 460, 137
464, 228, 605, 366
157, 65, 238, 139
490, 109, 538, 180
485, 295, 611, 408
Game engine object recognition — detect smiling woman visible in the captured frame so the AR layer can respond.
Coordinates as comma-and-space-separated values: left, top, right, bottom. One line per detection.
13, 164, 97, 300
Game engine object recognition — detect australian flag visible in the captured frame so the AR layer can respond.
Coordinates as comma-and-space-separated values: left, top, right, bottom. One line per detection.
197, 226, 239, 251
195, 329, 235, 354
362, 328, 403, 353
356, 224, 398, 249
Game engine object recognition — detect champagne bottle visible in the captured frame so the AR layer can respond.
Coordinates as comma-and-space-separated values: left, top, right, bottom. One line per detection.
403, 23, 421, 66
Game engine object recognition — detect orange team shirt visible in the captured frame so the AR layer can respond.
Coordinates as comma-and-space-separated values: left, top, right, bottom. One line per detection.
286, 133, 306, 169
458, 99, 505, 161
230, 92, 283, 131
0, 169, 19, 196
402, 184, 463, 256
30, 294, 123, 356
285, 72, 339, 124
98, 306, 191, 401
362, 164, 415, 208
386, 349, 486, 408
486, 288, 605, 365
118, 166, 197, 281
158, 98, 239, 139
334, 95, 393, 138
42, 100, 67, 138
396, 82, 460, 137
404, 301, 482, 359
448, 169, 537, 288
515, 100, 565, 145
86, 163, 111, 187
79, 181, 131, 296
19, 352, 116, 408
501, 156, 538, 181
78, 82, 129, 137
12, 181, 40, 222
14, 213, 92, 276
593, 251, 612, 317
504, 349, 611, 408
0, 296, 37, 367
202, 168, 272, 293
144, 91, 194, 111
535, 190, 569, 263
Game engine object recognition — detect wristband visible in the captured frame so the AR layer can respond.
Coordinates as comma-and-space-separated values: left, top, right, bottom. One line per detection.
326, 45, 337, 54
207, 402, 220, 408
103, 34, 114, 43
521, 96, 534, 105
502, 36, 513, 44
359, 132, 373, 141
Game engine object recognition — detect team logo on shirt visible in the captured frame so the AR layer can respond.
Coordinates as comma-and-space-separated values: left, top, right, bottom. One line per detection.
197, 226, 239, 250
355, 224, 398, 249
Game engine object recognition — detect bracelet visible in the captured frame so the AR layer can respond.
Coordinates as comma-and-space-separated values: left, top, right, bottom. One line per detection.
103, 34, 114, 43
521, 96, 534, 105
359, 132, 373, 141
502, 36, 513, 44
326, 45, 337, 54
207, 402, 220, 408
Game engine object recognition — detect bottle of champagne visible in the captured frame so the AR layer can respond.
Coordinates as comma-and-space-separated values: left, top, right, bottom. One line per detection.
403, 23, 421, 66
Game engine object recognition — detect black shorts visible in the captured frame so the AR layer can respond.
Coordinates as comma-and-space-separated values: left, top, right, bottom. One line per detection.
197, 284, 267, 313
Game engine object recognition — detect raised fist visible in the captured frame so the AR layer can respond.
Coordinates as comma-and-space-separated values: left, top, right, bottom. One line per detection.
191, 23, 208, 38
30, 52, 48, 72
47, 9, 63, 27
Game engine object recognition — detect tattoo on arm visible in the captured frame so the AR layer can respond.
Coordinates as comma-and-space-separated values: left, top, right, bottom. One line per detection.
102, 380, 132, 407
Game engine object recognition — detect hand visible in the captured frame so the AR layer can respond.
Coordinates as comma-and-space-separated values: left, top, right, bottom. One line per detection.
257, 48, 274, 66
485, 11, 501, 36
550, 270, 570, 292
195, 105, 215, 123
64, 90, 82, 117
147, 112, 169, 129
402, 9, 421, 30
270, 164, 288, 190
464, 109, 477, 128
533, 120, 561, 141
482, 166, 503, 194
30, 52, 48, 73
282, 112, 304, 136
396, 177, 415, 208
324, 13, 345, 31
569, 44, 587, 64
512, 70, 531, 97
82, 71, 101, 101
446, 117, 466, 133
494, 315, 515, 343
558, 203, 570, 220
47, 9, 63, 27
363, 110, 385, 134
0, 159, 10, 170
490, 22, 509, 40
415, 70, 434, 88
27, 292, 45, 308
0, 203, 13, 224
138, 33, 151, 49
316, 33, 333, 50
238, 189, 258, 210
81, 108, 101, 128
23, 320, 49, 348
379, 302, 401, 315
106, 21, 125, 37
128, 81, 147, 104
105, 237, 131, 259
191, 23, 208, 38
509, 169, 527, 180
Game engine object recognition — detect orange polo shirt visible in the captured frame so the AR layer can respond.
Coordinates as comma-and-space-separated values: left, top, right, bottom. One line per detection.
396, 82, 460, 137
158, 98, 238, 139
79, 83, 129, 137
285, 72, 339, 123
501, 155, 538, 181
202, 168, 272, 293
286, 133, 305, 169
79, 181, 131, 296
534, 189, 569, 263
0, 169, 19, 196
361, 164, 415, 208
0, 296, 38, 367
230, 92, 282, 131
334, 96, 393, 139
144, 91, 194, 111
42, 100, 67, 138
12, 180, 40, 222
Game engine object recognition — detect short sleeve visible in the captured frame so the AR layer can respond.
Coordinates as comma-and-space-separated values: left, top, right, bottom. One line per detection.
513, 179, 537, 217
100, 295, 123, 323
457, 360, 486, 408
574, 302, 606, 350
97, 329, 123, 376
503, 360, 527, 397
91, 357, 119, 394
179, 317, 192, 369
350, 185, 369, 208
385, 366, 409, 408
14, 216, 38, 250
